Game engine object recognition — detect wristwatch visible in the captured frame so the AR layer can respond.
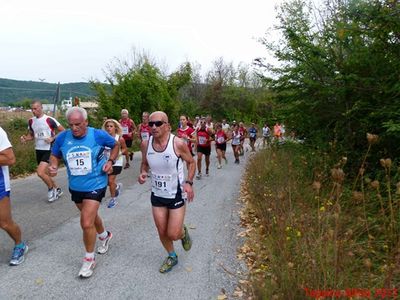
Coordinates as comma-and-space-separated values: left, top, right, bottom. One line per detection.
185, 180, 193, 186
108, 158, 116, 164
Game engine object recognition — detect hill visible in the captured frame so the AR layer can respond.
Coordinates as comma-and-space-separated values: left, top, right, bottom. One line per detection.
0, 78, 96, 103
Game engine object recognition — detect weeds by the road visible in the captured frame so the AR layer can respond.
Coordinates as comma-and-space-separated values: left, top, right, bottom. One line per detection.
239, 139, 400, 299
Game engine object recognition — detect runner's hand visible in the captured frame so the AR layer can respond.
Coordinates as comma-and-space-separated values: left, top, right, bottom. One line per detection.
138, 172, 147, 184
48, 165, 58, 177
183, 184, 194, 202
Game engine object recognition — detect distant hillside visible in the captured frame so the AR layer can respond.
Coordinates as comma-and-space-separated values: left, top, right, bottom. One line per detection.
0, 78, 96, 103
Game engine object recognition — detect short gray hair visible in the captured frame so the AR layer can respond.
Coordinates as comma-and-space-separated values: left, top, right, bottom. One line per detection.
66, 106, 88, 121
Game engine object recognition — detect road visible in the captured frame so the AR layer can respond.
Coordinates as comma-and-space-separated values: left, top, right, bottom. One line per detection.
0, 142, 257, 299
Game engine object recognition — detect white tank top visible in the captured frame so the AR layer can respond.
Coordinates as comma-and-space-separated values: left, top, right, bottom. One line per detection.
104, 134, 123, 167
147, 134, 184, 199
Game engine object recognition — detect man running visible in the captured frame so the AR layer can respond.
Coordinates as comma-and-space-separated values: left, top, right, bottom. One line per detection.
221, 119, 230, 133
20, 100, 64, 202
262, 123, 271, 148
119, 109, 136, 169
138, 111, 195, 273
0, 126, 28, 266
49, 107, 118, 278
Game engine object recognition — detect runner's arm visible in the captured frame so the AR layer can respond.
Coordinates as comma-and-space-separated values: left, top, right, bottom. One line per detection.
176, 139, 195, 202
138, 140, 149, 184
0, 147, 16, 166
119, 137, 128, 156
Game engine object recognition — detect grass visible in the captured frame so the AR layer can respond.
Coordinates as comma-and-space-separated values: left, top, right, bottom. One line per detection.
239, 139, 400, 299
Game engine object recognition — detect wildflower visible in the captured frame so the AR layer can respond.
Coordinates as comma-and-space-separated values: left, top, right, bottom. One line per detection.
370, 180, 380, 189
331, 168, 345, 183
312, 181, 321, 192
385, 158, 392, 168
352, 191, 364, 203
364, 258, 372, 268
320, 206, 325, 212
366, 133, 378, 145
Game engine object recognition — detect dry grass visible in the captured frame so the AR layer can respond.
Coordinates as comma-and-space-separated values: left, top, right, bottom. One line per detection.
238, 140, 400, 299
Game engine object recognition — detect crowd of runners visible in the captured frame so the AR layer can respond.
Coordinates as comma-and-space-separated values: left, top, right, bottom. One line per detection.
0, 100, 284, 278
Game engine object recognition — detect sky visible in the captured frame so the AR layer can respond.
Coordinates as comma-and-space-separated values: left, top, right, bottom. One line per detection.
0, 0, 285, 83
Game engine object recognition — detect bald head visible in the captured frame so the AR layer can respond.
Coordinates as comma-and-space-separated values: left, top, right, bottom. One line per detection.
149, 111, 169, 123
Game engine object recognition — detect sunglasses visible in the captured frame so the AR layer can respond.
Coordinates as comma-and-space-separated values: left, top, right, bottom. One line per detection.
149, 121, 165, 127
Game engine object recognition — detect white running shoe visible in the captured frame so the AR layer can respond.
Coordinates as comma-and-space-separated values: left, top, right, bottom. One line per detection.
56, 188, 63, 199
217, 164, 222, 169
48, 188, 56, 202
97, 231, 113, 254
78, 257, 96, 278
196, 173, 202, 180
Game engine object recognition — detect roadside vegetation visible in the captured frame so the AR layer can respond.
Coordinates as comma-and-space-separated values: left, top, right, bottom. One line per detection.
239, 139, 400, 299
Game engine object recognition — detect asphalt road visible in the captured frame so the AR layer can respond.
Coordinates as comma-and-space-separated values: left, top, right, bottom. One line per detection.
0, 141, 259, 299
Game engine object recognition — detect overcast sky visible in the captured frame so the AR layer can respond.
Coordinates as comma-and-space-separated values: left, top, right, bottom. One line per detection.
1, 0, 286, 83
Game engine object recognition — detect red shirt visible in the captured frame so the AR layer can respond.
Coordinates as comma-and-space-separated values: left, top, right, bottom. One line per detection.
177, 126, 195, 151
215, 129, 227, 145
138, 123, 151, 141
119, 118, 135, 141
196, 129, 211, 147
239, 127, 247, 141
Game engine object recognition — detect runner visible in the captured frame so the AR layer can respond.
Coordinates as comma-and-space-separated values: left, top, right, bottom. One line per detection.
138, 111, 195, 273
195, 120, 213, 179
231, 123, 242, 164
119, 109, 136, 169
274, 122, 282, 141
262, 123, 271, 148
20, 100, 64, 202
177, 115, 195, 156
0, 127, 28, 266
248, 123, 258, 152
214, 123, 229, 169
49, 107, 118, 278
221, 119, 230, 133
137, 112, 152, 143
102, 119, 128, 208
238, 122, 247, 155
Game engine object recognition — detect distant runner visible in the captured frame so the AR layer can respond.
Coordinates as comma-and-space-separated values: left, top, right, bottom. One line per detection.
177, 115, 195, 156
137, 112, 152, 142
248, 123, 258, 152
20, 100, 64, 202
195, 120, 213, 179
119, 109, 136, 169
231, 123, 242, 164
102, 119, 128, 208
262, 123, 271, 148
214, 123, 229, 169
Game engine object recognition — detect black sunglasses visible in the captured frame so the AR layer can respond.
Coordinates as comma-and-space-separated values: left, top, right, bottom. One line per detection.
149, 121, 165, 127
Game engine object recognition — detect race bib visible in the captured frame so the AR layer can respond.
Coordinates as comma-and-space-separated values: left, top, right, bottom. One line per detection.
217, 136, 225, 143
67, 151, 92, 176
152, 174, 172, 192
141, 132, 150, 141
122, 126, 129, 135
35, 131, 50, 140
198, 136, 207, 145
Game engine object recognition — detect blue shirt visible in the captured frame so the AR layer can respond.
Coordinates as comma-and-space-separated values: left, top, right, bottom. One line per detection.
52, 127, 116, 191
249, 127, 257, 138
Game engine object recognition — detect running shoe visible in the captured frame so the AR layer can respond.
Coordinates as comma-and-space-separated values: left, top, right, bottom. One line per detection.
9, 242, 28, 266
97, 231, 113, 254
129, 152, 133, 161
235, 159, 240, 164
115, 183, 123, 198
78, 257, 96, 278
48, 188, 56, 202
107, 198, 117, 208
217, 164, 222, 169
205, 169, 209, 176
181, 225, 192, 251
124, 163, 130, 169
159, 255, 178, 273
56, 187, 63, 199
196, 173, 202, 180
